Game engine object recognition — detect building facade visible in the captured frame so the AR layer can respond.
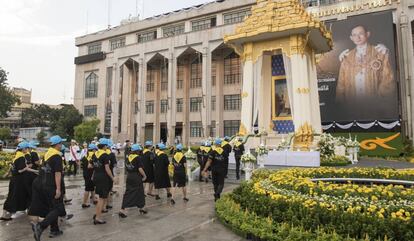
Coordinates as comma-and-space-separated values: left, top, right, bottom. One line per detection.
73, 0, 414, 146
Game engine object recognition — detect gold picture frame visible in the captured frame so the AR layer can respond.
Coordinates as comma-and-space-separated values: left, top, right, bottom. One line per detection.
272, 76, 293, 121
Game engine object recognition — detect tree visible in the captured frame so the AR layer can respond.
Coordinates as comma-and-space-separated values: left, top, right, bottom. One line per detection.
74, 119, 100, 143
0, 128, 11, 141
37, 130, 47, 146
50, 104, 83, 140
0, 67, 20, 118
21, 104, 53, 127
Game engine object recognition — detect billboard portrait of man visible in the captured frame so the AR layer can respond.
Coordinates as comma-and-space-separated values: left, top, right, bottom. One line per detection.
316, 11, 399, 122
336, 25, 395, 104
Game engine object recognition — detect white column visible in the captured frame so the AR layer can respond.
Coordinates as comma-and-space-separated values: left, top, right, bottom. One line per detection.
110, 64, 118, 140
139, 59, 147, 143
201, 48, 210, 138
137, 58, 144, 143
167, 52, 176, 144
241, 59, 254, 134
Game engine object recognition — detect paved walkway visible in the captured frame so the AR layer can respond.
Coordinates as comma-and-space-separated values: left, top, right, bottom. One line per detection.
0, 169, 244, 241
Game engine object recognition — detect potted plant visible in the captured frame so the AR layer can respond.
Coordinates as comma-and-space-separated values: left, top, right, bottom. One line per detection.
185, 149, 197, 181
255, 144, 269, 168
241, 152, 256, 181
345, 137, 360, 164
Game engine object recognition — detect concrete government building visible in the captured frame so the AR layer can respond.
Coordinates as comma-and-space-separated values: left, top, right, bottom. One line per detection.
73, 0, 414, 146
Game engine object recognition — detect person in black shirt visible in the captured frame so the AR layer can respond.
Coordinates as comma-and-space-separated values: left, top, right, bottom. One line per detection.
154, 143, 172, 200
201, 141, 212, 183
196, 143, 204, 182
233, 137, 245, 180
221, 136, 232, 178
105, 140, 117, 210
92, 138, 114, 225
170, 144, 189, 205
118, 144, 147, 218
202, 138, 227, 202
31, 136, 68, 240
142, 141, 156, 196
81, 144, 97, 208
1, 142, 33, 221
24, 141, 41, 208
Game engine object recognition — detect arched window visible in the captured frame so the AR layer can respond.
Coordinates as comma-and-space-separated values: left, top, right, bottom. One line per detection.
85, 72, 98, 98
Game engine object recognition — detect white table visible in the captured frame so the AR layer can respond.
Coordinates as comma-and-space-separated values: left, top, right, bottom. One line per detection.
229, 151, 320, 167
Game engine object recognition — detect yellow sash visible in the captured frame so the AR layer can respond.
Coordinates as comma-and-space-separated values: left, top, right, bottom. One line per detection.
87, 151, 95, 161
143, 149, 149, 154
215, 147, 224, 155
235, 141, 242, 147
222, 141, 229, 147
95, 149, 106, 159
105, 149, 111, 155
44, 148, 62, 161
204, 147, 211, 153
156, 150, 164, 156
14, 151, 25, 162
173, 152, 184, 163
128, 154, 138, 163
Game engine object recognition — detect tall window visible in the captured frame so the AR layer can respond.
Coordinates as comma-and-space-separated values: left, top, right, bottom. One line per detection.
160, 99, 168, 113
110, 37, 125, 51
138, 30, 157, 43
88, 42, 102, 54
161, 65, 168, 91
163, 24, 185, 37
134, 101, 139, 114
223, 9, 251, 25
106, 67, 113, 97
192, 17, 216, 31
211, 60, 217, 86
224, 52, 241, 85
176, 98, 183, 113
85, 72, 98, 98
190, 121, 203, 137
146, 101, 154, 114
190, 97, 202, 112
190, 58, 202, 88
224, 120, 240, 137
210, 120, 216, 137
147, 68, 155, 92
211, 96, 216, 111
104, 102, 111, 134
84, 105, 97, 117
224, 94, 241, 111
177, 64, 184, 89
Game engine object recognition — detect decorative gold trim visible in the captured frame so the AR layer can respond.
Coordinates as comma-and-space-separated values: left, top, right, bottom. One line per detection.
271, 76, 293, 121
293, 122, 314, 151
360, 133, 401, 151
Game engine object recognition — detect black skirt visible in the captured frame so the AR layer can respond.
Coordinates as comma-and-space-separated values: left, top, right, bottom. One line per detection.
93, 174, 111, 199
121, 172, 145, 209
3, 175, 29, 213
154, 169, 171, 189
143, 161, 155, 183
83, 171, 95, 192
28, 177, 48, 218
173, 170, 187, 187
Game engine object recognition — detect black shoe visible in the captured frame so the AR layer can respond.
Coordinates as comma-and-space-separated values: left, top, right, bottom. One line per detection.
183, 198, 189, 202
102, 209, 109, 213
64, 199, 72, 204
147, 193, 155, 197
170, 199, 175, 205
93, 200, 98, 205
167, 193, 172, 198
49, 230, 63, 238
66, 214, 74, 220
93, 219, 106, 225
118, 212, 127, 218
0, 217, 12, 221
31, 223, 43, 241
155, 195, 161, 200
82, 204, 90, 209
139, 209, 148, 215
92, 215, 96, 220
106, 205, 113, 210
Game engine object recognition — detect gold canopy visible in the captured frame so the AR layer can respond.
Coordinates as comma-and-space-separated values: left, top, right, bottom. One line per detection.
224, 0, 333, 54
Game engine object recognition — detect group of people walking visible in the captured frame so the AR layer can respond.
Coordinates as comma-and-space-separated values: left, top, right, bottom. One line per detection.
0, 134, 245, 241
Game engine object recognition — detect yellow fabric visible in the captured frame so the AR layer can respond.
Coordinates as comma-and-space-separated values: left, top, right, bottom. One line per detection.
215, 147, 224, 155
221, 141, 229, 147
173, 152, 184, 163
199, 146, 205, 152
86, 152, 95, 161
143, 149, 149, 154
95, 149, 107, 159
168, 163, 174, 176
14, 151, 25, 162
45, 148, 62, 161
105, 149, 111, 155
204, 147, 211, 153
128, 154, 138, 163
156, 150, 164, 156
235, 141, 242, 147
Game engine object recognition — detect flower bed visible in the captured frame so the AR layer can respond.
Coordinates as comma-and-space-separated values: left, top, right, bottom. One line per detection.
217, 168, 414, 241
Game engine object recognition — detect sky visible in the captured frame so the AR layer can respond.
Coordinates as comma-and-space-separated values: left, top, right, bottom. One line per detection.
0, 0, 208, 105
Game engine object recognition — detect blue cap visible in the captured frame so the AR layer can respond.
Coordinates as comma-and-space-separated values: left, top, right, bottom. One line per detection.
98, 138, 111, 146
176, 144, 183, 151
145, 141, 153, 147
205, 141, 211, 147
107, 139, 113, 147
131, 144, 143, 152
29, 141, 39, 149
49, 135, 66, 145
17, 141, 30, 149
214, 138, 222, 145
157, 143, 166, 150
88, 144, 97, 150
224, 136, 230, 141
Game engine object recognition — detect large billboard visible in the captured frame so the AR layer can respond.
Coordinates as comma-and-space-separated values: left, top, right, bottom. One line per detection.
317, 11, 399, 123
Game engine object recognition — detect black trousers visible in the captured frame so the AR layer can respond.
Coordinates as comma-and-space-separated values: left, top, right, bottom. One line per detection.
212, 169, 225, 199
224, 159, 229, 176
197, 159, 204, 181
68, 161, 77, 176
235, 156, 241, 179
38, 188, 66, 232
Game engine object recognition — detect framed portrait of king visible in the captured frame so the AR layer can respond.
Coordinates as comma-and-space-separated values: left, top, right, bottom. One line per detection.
272, 76, 292, 120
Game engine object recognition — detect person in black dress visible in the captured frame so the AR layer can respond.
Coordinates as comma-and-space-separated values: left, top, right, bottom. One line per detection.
92, 138, 115, 225
221, 136, 232, 178
142, 141, 156, 196
233, 137, 245, 180
118, 144, 148, 218
81, 143, 97, 208
202, 138, 227, 202
196, 143, 204, 182
170, 144, 189, 205
1, 142, 34, 221
154, 143, 172, 200
105, 140, 117, 210
201, 141, 212, 183
31, 136, 68, 240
